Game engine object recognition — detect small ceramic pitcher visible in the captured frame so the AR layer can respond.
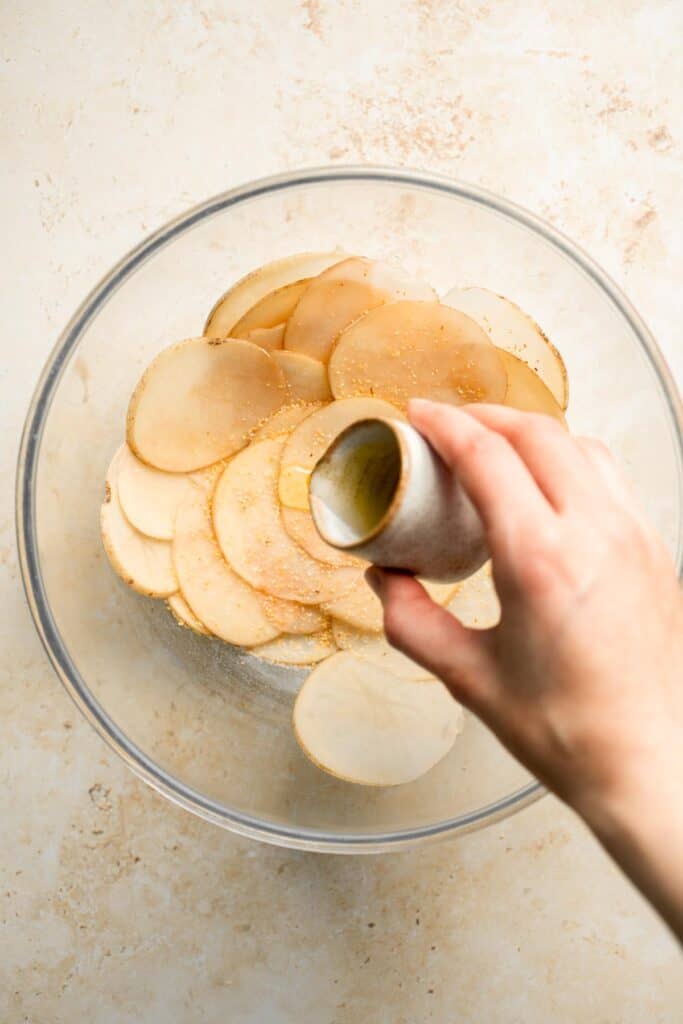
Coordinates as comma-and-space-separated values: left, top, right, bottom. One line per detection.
309, 417, 488, 581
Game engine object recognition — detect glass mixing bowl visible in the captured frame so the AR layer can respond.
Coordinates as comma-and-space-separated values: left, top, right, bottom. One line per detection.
17, 167, 683, 852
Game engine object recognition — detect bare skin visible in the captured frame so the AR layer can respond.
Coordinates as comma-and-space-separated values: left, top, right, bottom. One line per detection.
366, 399, 683, 940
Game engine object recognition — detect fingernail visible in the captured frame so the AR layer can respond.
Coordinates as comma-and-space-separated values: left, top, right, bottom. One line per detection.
365, 566, 383, 596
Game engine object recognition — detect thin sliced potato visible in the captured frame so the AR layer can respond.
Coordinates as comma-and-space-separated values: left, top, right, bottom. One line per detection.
323, 574, 383, 631
245, 324, 286, 352
212, 437, 361, 605
279, 397, 404, 503
447, 562, 501, 629
293, 652, 464, 785
423, 579, 460, 604
231, 280, 311, 337
329, 301, 507, 409
284, 257, 437, 362
167, 593, 211, 635
272, 351, 331, 403
173, 487, 280, 646
443, 286, 568, 410
204, 253, 346, 339
127, 337, 287, 472
252, 402, 322, 441
116, 443, 206, 540
251, 631, 336, 666
499, 349, 566, 424
174, 461, 322, 636
279, 398, 402, 568
100, 447, 177, 597
332, 621, 433, 679
259, 593, 327, 636
324, 575, 457, 632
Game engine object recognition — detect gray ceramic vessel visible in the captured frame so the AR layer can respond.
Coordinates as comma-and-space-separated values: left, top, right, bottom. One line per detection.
309, 416, 489, 581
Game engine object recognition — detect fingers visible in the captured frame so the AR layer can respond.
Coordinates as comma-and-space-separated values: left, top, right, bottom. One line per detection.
366, 567, 496, 713
575, 437, 639, 511
459, 404, 598, 512
408, 399, 554, 551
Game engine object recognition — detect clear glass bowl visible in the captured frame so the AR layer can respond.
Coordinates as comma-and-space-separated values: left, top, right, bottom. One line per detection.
17, 167, 683, 853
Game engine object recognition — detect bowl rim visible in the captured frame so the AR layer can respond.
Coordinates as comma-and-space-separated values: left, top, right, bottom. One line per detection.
15, 165, 683, 853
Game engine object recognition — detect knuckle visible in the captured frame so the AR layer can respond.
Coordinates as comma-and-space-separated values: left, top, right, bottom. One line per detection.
504, 419, 533, 447
517, 552, 556, 594
515, 521, 565, 590
589, 438, 611, 458
509, 413, 563, 449
537, 416, 566, 443
605, 510, 641, 549
459, 429, 501, 463
614, 516, 656, 560
578, 436, 612, 461
528, 519, 564, 558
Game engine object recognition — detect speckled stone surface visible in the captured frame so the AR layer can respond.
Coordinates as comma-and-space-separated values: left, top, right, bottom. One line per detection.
2, 2, 682, 1020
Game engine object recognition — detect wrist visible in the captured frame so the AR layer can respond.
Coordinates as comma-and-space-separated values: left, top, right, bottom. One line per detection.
570, 727, 682, 842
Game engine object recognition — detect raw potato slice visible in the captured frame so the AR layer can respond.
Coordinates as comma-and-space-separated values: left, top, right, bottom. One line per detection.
332, 621, 433, 679
204, 253, 346, 339
293, 652, 464, 786
279, 398, 402, 568
447, 562, 501, 629
499, 349, 566, 424
116, 443, 205, 540
259, 593, 327, 637
212, 437, 361, 605
167, 593, 211, 635
250, 631, 336, 666
284, 257, 437, 362
170, 460, 321, 636
323, 574, 383, 631
324, 576, 457, 632
280, 397, 405, 484
100, 448, 177, 598
424, 579, 461, 603
127, 337, 287, 472
173, 487, 280, 646
329, 301, 507, 409
272, 351, 332, 403
231, 280, 311, 337
245, 324, 285, 352
252, 402, 322, 441
443, 286, 568, 410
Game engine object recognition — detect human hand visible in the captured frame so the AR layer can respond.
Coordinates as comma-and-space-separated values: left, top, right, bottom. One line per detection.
366, 399, 683, 823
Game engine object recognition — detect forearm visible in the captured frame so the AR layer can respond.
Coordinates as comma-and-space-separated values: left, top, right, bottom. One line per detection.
578, 749, 683, 942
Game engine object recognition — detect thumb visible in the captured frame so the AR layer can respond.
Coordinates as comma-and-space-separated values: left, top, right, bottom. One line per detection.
366, 568, 496, 715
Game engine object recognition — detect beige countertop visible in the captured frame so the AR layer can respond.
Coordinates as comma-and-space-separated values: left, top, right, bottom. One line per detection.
2, 2, 682, 1020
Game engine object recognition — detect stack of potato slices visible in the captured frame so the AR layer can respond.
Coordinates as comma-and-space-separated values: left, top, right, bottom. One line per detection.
101, 252, 568, 785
